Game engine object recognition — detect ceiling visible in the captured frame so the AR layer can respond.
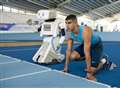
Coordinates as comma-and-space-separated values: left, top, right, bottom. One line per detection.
0, 0, 120, 20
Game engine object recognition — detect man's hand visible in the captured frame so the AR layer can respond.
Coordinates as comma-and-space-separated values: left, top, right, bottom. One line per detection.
86, 66, 97, 81
85, 66, 97, 75
86, 72, 97, 81
62, 67, 69, 73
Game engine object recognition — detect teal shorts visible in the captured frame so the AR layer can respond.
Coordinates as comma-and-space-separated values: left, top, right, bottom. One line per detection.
74, 39, 103, 65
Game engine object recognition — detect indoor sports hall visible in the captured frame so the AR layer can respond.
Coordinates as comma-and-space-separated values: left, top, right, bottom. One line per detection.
0, 0, 120, 88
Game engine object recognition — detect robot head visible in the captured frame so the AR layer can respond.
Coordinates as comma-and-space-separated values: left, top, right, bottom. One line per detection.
36, 10, 56, 20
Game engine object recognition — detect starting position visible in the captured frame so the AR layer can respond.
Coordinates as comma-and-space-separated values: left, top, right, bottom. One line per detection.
63, 14, 116, 81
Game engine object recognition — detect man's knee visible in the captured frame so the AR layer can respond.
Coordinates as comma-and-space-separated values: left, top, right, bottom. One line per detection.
71, 53, 76, 59
71, 51, 80, 59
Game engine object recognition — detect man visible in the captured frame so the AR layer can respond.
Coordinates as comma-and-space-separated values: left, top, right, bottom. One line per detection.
63, 14, 115, 80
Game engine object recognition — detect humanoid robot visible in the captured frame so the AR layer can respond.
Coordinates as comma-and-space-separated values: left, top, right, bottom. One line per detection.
33, 10, 66, 64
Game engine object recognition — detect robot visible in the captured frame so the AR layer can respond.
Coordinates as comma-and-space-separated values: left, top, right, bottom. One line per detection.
33, 10, 66, 64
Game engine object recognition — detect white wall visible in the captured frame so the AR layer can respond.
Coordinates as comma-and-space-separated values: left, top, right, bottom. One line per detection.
95, 18, 111, 32
57, 12, 66, 20
0, 10, 37, 24
95, 13, 120, 32
78, 15, 94, 29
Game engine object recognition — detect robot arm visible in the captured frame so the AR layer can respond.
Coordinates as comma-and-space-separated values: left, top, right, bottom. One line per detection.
58, 23, 66, 44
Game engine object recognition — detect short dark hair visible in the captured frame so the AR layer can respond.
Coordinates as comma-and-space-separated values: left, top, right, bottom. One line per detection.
65, 14, 77, 21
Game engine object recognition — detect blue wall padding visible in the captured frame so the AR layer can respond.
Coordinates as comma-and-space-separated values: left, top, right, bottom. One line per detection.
0, 32, 42, 41
0, 32, 120, 42
95, 32, 120, 42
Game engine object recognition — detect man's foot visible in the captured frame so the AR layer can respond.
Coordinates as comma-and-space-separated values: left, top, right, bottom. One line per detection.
101, 55, 117, 70
103, 61, 117, 70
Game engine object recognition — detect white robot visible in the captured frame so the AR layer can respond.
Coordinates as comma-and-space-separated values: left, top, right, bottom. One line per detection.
33, 10, 66, 64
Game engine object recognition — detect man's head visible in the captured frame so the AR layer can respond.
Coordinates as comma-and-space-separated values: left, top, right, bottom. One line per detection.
65, 14, 78, 31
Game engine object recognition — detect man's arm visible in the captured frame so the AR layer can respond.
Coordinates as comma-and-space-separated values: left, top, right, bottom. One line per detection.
83, 26, 97, 81
63, 39, 73, 72
83, 26, 93, 72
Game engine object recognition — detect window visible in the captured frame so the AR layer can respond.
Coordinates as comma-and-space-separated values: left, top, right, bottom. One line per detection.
19, 10, 25, 14
0, 5, 2, 10
3, 6, 10, 12
26, 12, 36, 15
26, 12, 32, 15
11, 8, 18, 13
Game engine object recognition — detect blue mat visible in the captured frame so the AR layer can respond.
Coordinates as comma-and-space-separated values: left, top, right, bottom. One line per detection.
0, 70, 110, 88
0, 62, 49, 80
0, 42, 120, 87
0, 54, 20, 64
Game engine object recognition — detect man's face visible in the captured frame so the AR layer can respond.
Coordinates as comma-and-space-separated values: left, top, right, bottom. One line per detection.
65, 20, 77, 32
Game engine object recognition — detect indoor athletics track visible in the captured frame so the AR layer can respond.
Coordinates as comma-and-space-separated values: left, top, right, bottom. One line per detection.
0, 32, 120, 88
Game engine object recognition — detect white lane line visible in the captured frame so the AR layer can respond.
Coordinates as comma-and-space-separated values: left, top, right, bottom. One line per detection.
0, 60, 20, 65
0, 69, 51, 81
0, 54, 21, 61
22, 61, 51, 70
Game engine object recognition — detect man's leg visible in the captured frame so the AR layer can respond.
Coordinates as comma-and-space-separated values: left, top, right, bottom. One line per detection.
90, 39, 103, 72
63, 45, 84, 72
86, 40, 103, 80
90, 55, 116, 74
96, 55, 117, 71
71, 51, 97, 81
71, 44, 85, 61
71, 51, 85, 61
63, 50, 83, 72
